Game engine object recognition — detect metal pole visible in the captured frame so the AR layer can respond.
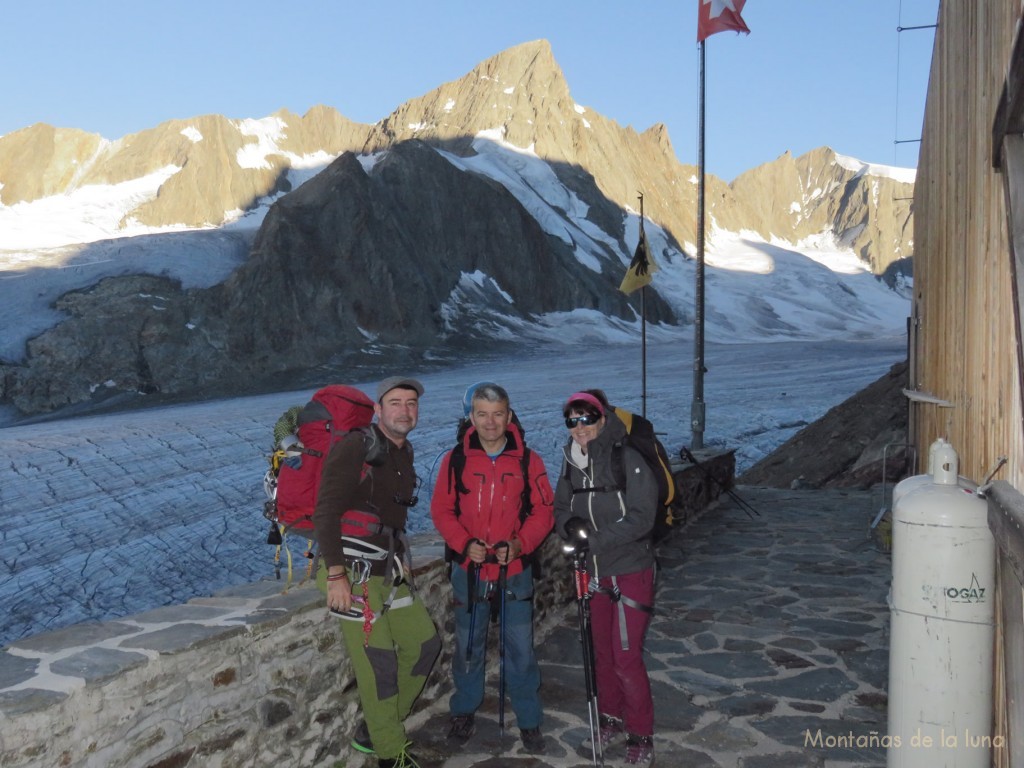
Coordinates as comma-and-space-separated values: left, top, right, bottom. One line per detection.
465, 562, 479, 661
497, 561, 507, 738
639, 192, 648, 419
641, 286, 647, 419
574, 550, 602, 767
691, 41, 707, 449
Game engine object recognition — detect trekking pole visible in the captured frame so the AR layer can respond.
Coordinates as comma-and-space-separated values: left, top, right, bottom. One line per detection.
680, 447, 761, 518
465, 560, 481, 662
572, 547, 602, 767
494, 541, 510, 739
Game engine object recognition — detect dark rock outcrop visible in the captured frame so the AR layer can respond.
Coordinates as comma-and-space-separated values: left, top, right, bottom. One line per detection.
737, 360, 909, 489
3, 275, 206, 412
215, 140, 675, 369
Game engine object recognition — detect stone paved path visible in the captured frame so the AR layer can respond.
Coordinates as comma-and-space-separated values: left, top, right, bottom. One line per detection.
381, 486, 891, 768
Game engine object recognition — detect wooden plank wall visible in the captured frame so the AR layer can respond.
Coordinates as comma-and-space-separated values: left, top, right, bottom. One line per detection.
914, 0, 1022, 500
913, 1, 1024, 764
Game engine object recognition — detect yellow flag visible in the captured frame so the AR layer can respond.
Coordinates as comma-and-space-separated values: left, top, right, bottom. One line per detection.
619, 229, 658, 294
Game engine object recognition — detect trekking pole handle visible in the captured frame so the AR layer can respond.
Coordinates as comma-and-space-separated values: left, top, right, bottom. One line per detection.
492, 540, 510, 565
562, 517, 591, 555
464, 538, 490, 564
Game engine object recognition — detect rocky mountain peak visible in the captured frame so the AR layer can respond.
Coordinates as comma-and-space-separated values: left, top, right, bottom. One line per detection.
357, 39, 698, 262
473, 38, 564, 87
726, 146, 915, 274
367, 39, 575, 158
641, 122, 675, 157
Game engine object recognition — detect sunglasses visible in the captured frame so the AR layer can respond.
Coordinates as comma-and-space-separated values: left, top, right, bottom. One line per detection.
565, 414, 601, 428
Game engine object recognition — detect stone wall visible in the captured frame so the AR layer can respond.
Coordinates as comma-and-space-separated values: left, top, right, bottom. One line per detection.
0, 451, 733, 768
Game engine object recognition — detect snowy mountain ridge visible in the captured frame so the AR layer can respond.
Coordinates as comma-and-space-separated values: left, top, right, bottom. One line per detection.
0, 40, 912, 420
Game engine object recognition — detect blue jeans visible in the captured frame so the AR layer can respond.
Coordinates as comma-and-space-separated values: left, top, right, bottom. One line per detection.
449, 564, 543, 730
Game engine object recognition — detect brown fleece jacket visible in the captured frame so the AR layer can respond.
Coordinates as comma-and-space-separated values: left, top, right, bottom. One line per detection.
312, 424, 418, 569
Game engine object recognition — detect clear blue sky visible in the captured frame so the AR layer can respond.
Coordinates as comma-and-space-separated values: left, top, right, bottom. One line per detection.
1, 0, 938, 182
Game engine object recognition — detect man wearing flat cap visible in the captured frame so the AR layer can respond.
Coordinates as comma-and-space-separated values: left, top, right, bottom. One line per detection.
313, 376, 440, 768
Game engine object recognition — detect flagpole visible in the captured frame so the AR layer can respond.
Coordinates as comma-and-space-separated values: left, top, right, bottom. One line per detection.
639, 192, 648, 419
691, 40, 707, 451
693, 0, 749, 450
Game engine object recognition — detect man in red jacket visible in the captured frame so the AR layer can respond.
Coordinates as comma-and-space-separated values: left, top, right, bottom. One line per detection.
430, 382, 554, 754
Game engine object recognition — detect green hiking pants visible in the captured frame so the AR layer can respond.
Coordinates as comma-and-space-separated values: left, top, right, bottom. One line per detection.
320, 570, 441, 759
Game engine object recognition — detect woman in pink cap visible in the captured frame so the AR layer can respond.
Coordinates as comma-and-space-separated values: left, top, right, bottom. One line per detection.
554, 389, 657, 767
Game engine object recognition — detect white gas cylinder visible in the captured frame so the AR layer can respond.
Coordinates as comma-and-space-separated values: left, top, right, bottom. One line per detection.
887, 442, 994, 767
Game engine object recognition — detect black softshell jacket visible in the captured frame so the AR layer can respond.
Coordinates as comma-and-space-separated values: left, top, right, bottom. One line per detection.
553, 411, 658, 579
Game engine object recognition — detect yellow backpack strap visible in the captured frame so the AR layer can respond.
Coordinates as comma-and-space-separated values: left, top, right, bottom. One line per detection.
614, 406, 633, 431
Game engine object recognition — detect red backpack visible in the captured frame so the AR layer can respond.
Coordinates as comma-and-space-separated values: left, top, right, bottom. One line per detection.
263, 385, 375, 583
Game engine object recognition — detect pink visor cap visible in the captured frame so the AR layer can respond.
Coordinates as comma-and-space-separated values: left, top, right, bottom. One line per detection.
564, 391, 605, 414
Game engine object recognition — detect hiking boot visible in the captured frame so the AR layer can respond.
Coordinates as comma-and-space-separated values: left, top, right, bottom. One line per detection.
377, 744, 421, 767
351, 720, 374, 755
446, 713, 476, 743
582, 713, 625, 749
623, 734, 654, 766
520, 727, 545, 753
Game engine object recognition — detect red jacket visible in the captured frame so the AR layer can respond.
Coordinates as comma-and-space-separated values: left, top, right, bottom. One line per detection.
430, 423, 554, 581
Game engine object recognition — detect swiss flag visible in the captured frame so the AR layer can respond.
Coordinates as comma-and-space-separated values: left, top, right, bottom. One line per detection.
697, 0, 751, 42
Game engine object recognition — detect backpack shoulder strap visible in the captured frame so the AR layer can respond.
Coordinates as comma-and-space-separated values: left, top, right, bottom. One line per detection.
354, 425, 387, 467
519, 446, 532, 524
582, 441, 626, 494
441, 444, 467, 567
610, 441, 627, 490
448, 444, 469, 497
